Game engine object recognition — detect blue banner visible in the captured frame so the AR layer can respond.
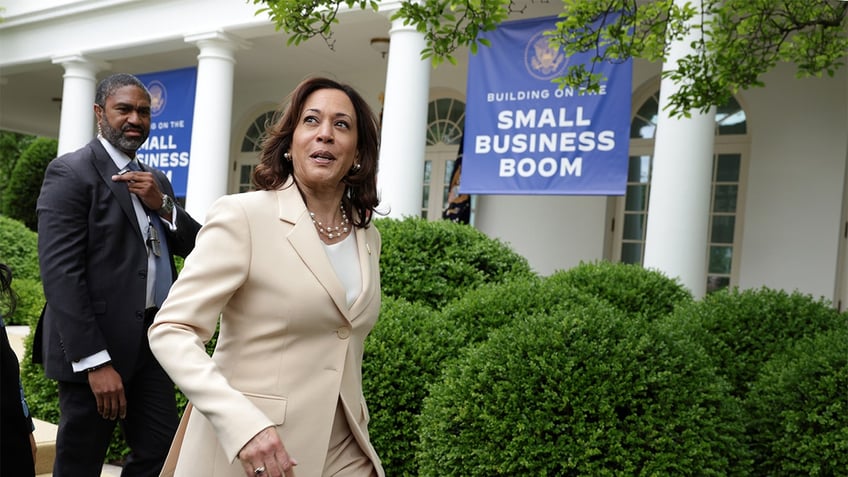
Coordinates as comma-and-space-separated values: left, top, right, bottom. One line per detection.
461, 16, 632, 195
135, 66, 197, 198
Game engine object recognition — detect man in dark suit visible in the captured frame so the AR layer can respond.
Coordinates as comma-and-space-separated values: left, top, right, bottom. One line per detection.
35, 73, 201, 477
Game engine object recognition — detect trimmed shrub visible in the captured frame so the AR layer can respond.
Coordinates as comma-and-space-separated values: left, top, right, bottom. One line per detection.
364, 277, 601, 476
0, 131, 35, 200
2, 137, 57, 231
418, 302, 750, 476
674, 287, 844, 398
439, 274, 598, 345
546, 260, 693, 320
5, 277, 44, 326
375, 217, 534, 308
363, 296, 454, 476
0, 215, 40, 281
747, 326, 848, 476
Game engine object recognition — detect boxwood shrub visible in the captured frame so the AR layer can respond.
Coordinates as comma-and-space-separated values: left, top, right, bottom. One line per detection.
364, 276, 596, 476
375, 217, 534, 309
363, 296, 453, 476
746, 326, 848, 476
673, 287, 844, 398
2, 137, 57, 231
0, 215, 40, 281
545, 260, 692, 320
417, 301, 750, 476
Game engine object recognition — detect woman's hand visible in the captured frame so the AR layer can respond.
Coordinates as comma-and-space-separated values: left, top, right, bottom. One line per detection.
238, 426, 298, 477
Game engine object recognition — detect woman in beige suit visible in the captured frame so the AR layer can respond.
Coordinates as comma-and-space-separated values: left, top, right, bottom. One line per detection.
148, 76, 384, 477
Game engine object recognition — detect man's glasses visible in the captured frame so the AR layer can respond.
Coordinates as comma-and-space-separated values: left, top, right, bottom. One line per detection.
146, 217, 161, 257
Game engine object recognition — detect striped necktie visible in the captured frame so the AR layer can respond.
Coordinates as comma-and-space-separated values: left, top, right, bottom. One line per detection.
126, 160, 173, 307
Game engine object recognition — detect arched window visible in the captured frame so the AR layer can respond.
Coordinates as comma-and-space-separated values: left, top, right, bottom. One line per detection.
422, 97, 466, 220
618, 92, 748, 293
234, 111, 276, 192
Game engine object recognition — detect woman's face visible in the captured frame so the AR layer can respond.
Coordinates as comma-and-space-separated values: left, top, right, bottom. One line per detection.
290, 88, 358, 194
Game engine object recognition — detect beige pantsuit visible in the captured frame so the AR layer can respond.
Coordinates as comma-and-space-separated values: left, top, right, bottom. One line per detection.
149, 181, 384, 477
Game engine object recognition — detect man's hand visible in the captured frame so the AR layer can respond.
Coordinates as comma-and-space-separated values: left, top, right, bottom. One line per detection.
87, 365, 127, 420
112, 170, 164, 211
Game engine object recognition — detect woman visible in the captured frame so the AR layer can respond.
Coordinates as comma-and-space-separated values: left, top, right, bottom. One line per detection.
149, 76, 384, 477
1, 264, 37, 477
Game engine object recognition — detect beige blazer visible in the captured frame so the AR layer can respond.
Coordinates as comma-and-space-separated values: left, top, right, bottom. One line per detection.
148, 181, 384, 477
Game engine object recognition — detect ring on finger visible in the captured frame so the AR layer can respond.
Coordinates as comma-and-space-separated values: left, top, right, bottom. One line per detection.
254, 466, 266, 475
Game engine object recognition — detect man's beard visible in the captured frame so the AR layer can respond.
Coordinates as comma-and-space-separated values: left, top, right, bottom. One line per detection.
99, 118, 148, 153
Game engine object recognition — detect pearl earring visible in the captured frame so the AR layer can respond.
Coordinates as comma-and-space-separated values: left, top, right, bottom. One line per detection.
350, 163, 361, 174
284, 152, 291, 160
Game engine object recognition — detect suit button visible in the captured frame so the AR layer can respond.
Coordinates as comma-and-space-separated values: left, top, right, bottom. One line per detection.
139, 269, 147, 279
337, 326, 351, 339
136, 311, 144, 321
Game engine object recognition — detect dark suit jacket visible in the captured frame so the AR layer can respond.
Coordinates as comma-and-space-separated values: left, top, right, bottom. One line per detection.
34, 138, 201, 383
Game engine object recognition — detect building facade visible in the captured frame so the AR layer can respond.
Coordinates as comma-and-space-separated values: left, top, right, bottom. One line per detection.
1, 0, 846, 306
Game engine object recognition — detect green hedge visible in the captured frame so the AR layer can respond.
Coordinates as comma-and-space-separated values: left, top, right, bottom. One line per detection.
417, 301, 750, 476
674, 287, 844, 398
0, 215, 40, 281
363, 296, 452, 476
2, 137, 56, 231
375, 217, 534, 308
747, 326, 848, 476
546, 260, 693, 320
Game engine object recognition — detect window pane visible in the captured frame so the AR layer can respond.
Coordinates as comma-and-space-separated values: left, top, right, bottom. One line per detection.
423, 160, 432, 182
621, 242, 642, 264
625, 185, 647, 211
421, 185, 430, 208
622, 214, 645, 241
628, 156, 651, 183
709, 246, 733, 274
707, 276, 730, 294
240, 165, 252, 183
713, 185, 738, 213
716, 97, 747, 135
716, 154, 740, 182
711, 216, 735, 244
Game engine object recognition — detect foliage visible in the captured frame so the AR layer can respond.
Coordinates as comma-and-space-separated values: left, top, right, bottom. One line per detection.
545, 260, 692, 320
0, 215, 40, 281
2, 137, 57, 231
362, 296, 451, 476
673, 287, 845, 398
746, 326, 848, 476
252, 0, 848, 116
364, 277, 596, 475
4, 277, 44, 326
0, 131, 35, 200
375, 217, 534, 309
417, 301, 750, 476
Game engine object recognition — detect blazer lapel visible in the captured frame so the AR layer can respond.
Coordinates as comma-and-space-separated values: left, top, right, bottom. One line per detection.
348, 226, 379, 319
277, 184, 351, 319
90, 140, 144, 244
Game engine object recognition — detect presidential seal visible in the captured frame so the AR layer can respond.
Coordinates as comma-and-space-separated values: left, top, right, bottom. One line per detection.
525, 30, 567, 80
146, 80, 167, 118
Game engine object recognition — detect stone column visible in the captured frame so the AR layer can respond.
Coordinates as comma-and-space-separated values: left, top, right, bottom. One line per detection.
377, 4, 431, 218
51, 55, 107, 155
643, 0, 716, 298
183, 31, 247, 223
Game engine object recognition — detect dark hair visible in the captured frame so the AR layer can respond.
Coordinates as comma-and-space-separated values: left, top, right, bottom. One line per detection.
0, 264, 16, 318
95, 73, 150, 107
252, 76, 381, 228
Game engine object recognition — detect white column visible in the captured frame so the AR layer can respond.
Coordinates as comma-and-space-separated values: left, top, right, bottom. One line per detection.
643, 0, 716, 298
52, 55, 107, 155
377, 8, 431, 218
183, 32, 246, 223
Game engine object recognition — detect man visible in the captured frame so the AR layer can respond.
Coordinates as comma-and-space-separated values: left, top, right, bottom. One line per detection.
35, 73, 201, 477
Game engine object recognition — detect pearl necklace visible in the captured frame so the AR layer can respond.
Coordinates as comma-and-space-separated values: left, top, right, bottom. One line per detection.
309, 203, 350, 239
